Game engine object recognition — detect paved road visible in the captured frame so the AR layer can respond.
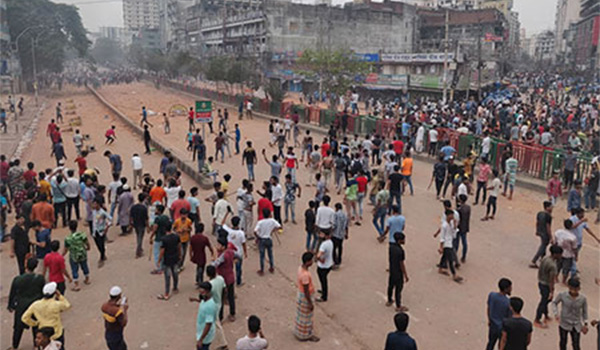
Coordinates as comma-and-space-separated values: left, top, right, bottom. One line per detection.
1, 84, 598, 350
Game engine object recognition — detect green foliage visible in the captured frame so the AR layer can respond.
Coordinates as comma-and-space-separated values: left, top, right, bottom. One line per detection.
7, 0, 90, 79
265, 80, 285, 103
297, 48, 371, 99
204, 57, 229, 82
90, 38, 125, 66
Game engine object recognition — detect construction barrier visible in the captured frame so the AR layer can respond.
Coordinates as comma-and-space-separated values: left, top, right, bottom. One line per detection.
158, 78, 594, 182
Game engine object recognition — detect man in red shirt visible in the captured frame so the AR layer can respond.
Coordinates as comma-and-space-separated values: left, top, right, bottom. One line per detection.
23, 162, 37, 185
321, 138, 330, 158
46, 119, 57, 138
75, 151, 88, 176
189, 223, 215, 286
213, 235, 236, 322
188, 107, 195, 132
43, 240, 72, 294
50, 128, 62, 145
356, 171, 368, 221
392, 137, 404, 160
257, 184, 274, 220
170, 190, 191, 221
0, 154, 9, 184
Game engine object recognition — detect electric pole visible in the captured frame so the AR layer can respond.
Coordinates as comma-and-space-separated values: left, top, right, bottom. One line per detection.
442, 9, 449, 103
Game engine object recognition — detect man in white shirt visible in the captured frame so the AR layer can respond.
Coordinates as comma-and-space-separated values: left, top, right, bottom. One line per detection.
481, 132, 491, 159
246, 101, 253, 119
456, 177, 469, 205
236, 315, 268, 350
316, 228, 334, 302
554, 220, 578, 284
213, 192, 232, 233
437, 210, 462, 283
225, 216, 247, 286
72, 129, 84, 155
164, 180, 181, 210
107, 174, 123, 220
64, 169, 81, 221
428, 128, 439, 157
131, 153, 143, 189
269, 176, 283, 224
254, 208, 281, 275
315, 196, 335, 234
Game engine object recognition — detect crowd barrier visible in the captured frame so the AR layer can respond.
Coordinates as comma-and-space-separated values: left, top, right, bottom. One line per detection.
160, 79, 595, 182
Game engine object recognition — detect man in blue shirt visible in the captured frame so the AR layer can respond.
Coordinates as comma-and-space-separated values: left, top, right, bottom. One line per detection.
439, 142, 456, 161
104, 151, 122, 178
486, 278, 512, 350
384, 312, 417, 350
382, 205, 405, 244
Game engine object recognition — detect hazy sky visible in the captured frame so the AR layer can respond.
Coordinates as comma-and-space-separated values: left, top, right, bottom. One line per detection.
55, 0, 556, 36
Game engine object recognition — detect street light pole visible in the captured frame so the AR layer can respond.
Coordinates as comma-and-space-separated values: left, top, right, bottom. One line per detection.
442, 9, 449, 103
31, 37, 38, 106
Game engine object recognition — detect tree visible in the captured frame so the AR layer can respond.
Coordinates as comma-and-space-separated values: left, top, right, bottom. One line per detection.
264, 80, 285, 103
90, 38, 125, 66
297, 49, 371, 108
7, 0, 90, 79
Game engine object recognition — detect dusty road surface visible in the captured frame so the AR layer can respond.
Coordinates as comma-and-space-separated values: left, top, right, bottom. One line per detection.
1, 83, 598, 350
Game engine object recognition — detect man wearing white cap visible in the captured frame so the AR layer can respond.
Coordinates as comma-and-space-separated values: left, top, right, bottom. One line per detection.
22, 282, 71, 349
101, 286, 128, 350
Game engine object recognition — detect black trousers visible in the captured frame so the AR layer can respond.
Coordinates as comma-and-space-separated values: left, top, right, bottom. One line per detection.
16, 252, 27, 275
435, 179, 444, 197
535, 283, 551, 321
486, 196, 497, 216
54, 201, 67, 227
144, 139, 151, 154
387, 275, 404, 308
439, 247, 456, 275
273, 205, 281, 224
12, 311, 36, 349
564, 169, 575, 189
219, 283, 236, 320
66, 196, 80, 221
475, 181, 487, 204
93, 234, 106, 260
332, 237, 344, 265
442, 177, 453, 197
317, 267, 331, 301
559, 326, 580, 350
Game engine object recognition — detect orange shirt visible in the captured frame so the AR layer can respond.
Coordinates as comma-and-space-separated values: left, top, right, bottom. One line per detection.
173, 217, 192, 243
31, 202, 55, 228
401, 157, 413, 176
297, 266, 315, 295
149, 186, 166, 204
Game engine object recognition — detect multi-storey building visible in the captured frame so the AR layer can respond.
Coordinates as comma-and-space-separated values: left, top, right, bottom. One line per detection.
572, 0, 599, 71
123, 0, 160, 31
554, 0, 580, 62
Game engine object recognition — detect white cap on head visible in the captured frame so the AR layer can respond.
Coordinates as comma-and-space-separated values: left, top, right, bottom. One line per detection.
122, 184, 130, 191
109, 286, 122, 297
43, 282, 57, 296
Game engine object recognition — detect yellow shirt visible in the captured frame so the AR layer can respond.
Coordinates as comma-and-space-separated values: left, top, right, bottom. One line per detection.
39, 180, 52, 200
173, 217, 192, 243
221, 180, 229, 195
22, 295, 71, 340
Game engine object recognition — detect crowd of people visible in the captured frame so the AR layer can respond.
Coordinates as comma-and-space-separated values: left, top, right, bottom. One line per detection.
1, 71, 600, 350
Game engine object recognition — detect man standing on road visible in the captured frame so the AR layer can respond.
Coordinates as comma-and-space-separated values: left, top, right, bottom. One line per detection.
315, 228, 333, 302
22, 282, 71, 348
294, 252, 320, 342
10, 215, 29, 275
242, 141, 257, 182
195, 282, 217, 350
190, 223, 215, 286
384, 312, 417, 350
486, 278, 512, 350
130, 193, 149, 258
388, 165, 403, 214
143, 125, 151, 154
236, 315, 268, 350
387, 232, 409, 313
331, 202, 348, 268
7, 258, 45, 350
315, 195, 334, 236
101, 286, 128, 350
530, 201, 553, 268
534, 245, 562, 329
552, 277, 589, 350
104, 151, 122, 179
499, 297, 532, 350
454, 194, 470, 264
254, 208, 280, 276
